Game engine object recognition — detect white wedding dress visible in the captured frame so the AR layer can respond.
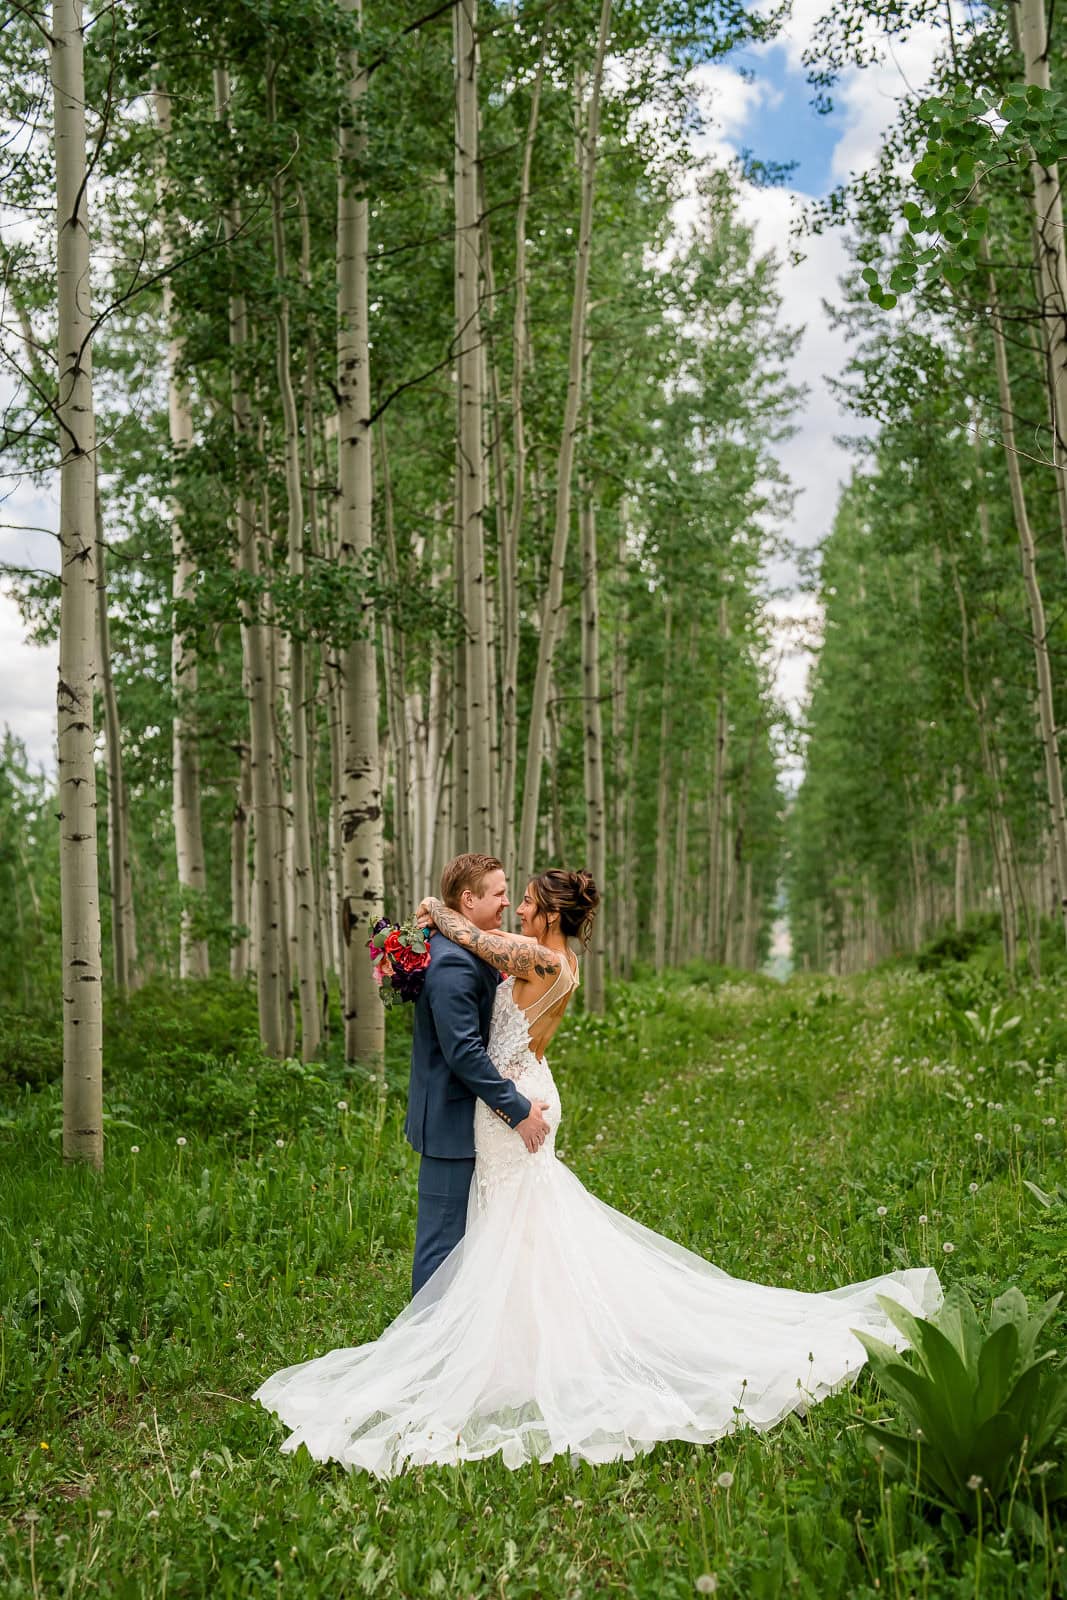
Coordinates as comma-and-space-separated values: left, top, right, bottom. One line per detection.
252, 962, 942, 1477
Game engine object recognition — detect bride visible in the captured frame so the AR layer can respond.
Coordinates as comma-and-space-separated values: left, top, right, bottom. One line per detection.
253, 868, 942, 1478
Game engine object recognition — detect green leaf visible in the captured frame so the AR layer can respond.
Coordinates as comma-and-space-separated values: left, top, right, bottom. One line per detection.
975, 1322, 1019, 1422
860, 266, 880, 286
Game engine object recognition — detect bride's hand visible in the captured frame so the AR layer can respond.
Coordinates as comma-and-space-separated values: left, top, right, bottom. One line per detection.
414, 896, 439, 929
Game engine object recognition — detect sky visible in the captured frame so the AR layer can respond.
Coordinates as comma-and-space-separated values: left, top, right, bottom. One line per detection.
0, 2, 948, 777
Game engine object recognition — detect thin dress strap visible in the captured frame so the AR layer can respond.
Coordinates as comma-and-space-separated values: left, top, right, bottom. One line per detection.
523, 955, 579, 1026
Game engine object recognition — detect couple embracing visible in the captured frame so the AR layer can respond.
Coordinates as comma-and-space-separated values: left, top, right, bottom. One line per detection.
254, 853, 941, 1479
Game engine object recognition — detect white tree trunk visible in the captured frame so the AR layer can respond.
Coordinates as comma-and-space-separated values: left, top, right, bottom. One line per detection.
155, 85, 211, 981
1018, 0, 1067, 568
214, 66, 287, 1054
338, 0, 385, 1068
54, 0, 103, 1168
453, 0, 493, 849
516, 0, 613, 887
579, 477, 606, 1009
269, 81, 322, 1059
94, 488, 137, 993
988, 260, 1067, 944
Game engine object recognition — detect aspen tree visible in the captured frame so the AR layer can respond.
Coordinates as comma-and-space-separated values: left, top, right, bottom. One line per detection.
156, 86, 210, 980
579, 475, 606, 1008
987, 255, 1067, 945
338, 0, 384, 1068
517, 0, 612, 888
95, 490, 137, 992
214, 66, 287, 1055
268, 71, 321, 1059
54, 0, 103, 1168
453, 0, 492, 850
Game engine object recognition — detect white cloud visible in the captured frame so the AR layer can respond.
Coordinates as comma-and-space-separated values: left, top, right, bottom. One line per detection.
0, 589, 56, 771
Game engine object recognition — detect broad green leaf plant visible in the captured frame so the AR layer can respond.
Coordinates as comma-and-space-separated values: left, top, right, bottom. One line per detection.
855, 1285, 1067, 1524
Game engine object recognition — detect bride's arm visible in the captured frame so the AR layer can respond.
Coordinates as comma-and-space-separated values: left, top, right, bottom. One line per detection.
417, 897, 562, 981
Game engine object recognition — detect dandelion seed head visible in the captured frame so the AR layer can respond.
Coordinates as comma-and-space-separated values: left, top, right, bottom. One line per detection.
176, 1136, 187, 1147
716, 1471, 734, 1489
943, 1241, 955, 1254
336, 1099, 348, 1111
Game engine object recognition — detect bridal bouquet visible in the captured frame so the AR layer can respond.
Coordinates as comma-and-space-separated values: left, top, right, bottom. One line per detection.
367, 916, 432, 1007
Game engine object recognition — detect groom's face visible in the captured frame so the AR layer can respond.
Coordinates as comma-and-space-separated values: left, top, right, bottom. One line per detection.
462, 868, 510, 932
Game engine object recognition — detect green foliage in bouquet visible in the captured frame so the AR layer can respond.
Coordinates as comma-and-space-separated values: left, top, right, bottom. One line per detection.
855, 1285, 1067, 1525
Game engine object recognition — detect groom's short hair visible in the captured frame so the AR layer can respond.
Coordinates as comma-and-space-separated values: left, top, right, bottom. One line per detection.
440, 853, 504, 910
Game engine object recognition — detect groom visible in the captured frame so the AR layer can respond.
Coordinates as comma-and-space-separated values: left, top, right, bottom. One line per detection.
405, 852, 550, 1297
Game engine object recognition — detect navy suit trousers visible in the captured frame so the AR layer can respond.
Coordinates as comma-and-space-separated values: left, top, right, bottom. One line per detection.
411, 1153, 476, 1298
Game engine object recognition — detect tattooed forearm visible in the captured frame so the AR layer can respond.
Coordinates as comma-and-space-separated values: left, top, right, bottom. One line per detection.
427, 900, 559, 980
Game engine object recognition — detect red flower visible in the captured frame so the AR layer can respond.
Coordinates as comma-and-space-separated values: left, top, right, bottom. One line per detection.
384, 930, 404, 959
392, 942, 431, 974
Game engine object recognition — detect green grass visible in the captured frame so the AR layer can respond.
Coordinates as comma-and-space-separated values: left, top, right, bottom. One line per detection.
1, 958, 1065, 1597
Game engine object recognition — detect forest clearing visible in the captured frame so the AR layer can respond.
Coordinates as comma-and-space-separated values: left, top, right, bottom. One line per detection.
3, 951, 1067, 1596
3, 0, 1067, 1593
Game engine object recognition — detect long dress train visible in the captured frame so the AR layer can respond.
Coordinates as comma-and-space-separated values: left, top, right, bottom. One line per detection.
252, 964, 942, 1477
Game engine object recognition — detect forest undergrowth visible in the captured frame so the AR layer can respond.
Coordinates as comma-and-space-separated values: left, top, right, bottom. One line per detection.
2, 946, 1066, 1598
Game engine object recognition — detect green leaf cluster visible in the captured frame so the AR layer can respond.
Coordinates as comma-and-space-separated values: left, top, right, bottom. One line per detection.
857, 1284, 1067, 1523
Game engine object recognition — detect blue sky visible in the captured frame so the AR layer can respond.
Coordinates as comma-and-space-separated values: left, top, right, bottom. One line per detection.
726, 42, 841, 197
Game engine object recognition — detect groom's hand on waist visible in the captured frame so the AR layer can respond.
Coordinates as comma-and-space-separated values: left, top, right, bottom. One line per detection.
516, 1101, 550, 1153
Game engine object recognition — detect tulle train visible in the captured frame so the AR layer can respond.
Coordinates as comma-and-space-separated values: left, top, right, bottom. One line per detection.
252, 1154, 942, 1478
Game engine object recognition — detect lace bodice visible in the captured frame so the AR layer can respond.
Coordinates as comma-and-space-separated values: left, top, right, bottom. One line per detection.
474, 964, 578, 1206
486, 963, 579, 1081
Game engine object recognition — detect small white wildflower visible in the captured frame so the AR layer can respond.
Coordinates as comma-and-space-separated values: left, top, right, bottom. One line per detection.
97, 1509, 113, 1520
716, 1471, 734, 1489
236, 1331, 246, 1341
968, 1183, 979, 1194
736, 1119, 745, 1128
807, 1253, 816, 1263
147, 1509, 160, 1521
336, 1099, 348, 1112
176, 1136, 187, 1147
974, 1132, 984, 1143
275, 1138, 285, 1148
967, 1474, 983, 1491
695, 1577, 718, 1595
919, 1214, 929, 1224
130, 1144, 140, 1154
743, 1162, 752, 1171
877, 1206, 888, 1217
595, 1133, 604, 1142
943, 1242, 955, 1254
189, 1467, 202, 1482
1013, 1124, 1022, 1133
129, 1353, 140, 1366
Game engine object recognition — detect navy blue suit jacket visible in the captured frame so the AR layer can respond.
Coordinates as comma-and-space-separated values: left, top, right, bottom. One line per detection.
405, 940, 532, 1158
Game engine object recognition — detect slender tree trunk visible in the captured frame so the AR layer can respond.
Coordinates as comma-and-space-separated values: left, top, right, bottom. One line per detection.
708, 594, 729, 962
269, 75, 321, 1059
215, 67, 287, 1055
608, 551, 628, 975
578, 475, 607, 1009
156, 85, 210, 981
453, 0, 493, 848
669, 755, 690, 969
94, 489, 137, 993
338, 0, 385, 1068
230, 737, 251, 979
498, 56, 545, 879
988, 259, 1067, 944
377, 420, 413, 910
517, 0, 613, 888
652, 608, 673, 970
55, 0, 103, 1168
1017, 0, 1067, 569
953, 771, 968, 932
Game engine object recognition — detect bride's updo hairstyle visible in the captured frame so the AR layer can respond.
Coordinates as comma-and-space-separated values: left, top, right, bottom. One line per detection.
529, 868, 600, 949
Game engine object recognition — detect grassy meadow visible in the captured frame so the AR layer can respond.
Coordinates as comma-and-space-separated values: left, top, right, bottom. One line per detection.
2, 944, 1066, 1597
